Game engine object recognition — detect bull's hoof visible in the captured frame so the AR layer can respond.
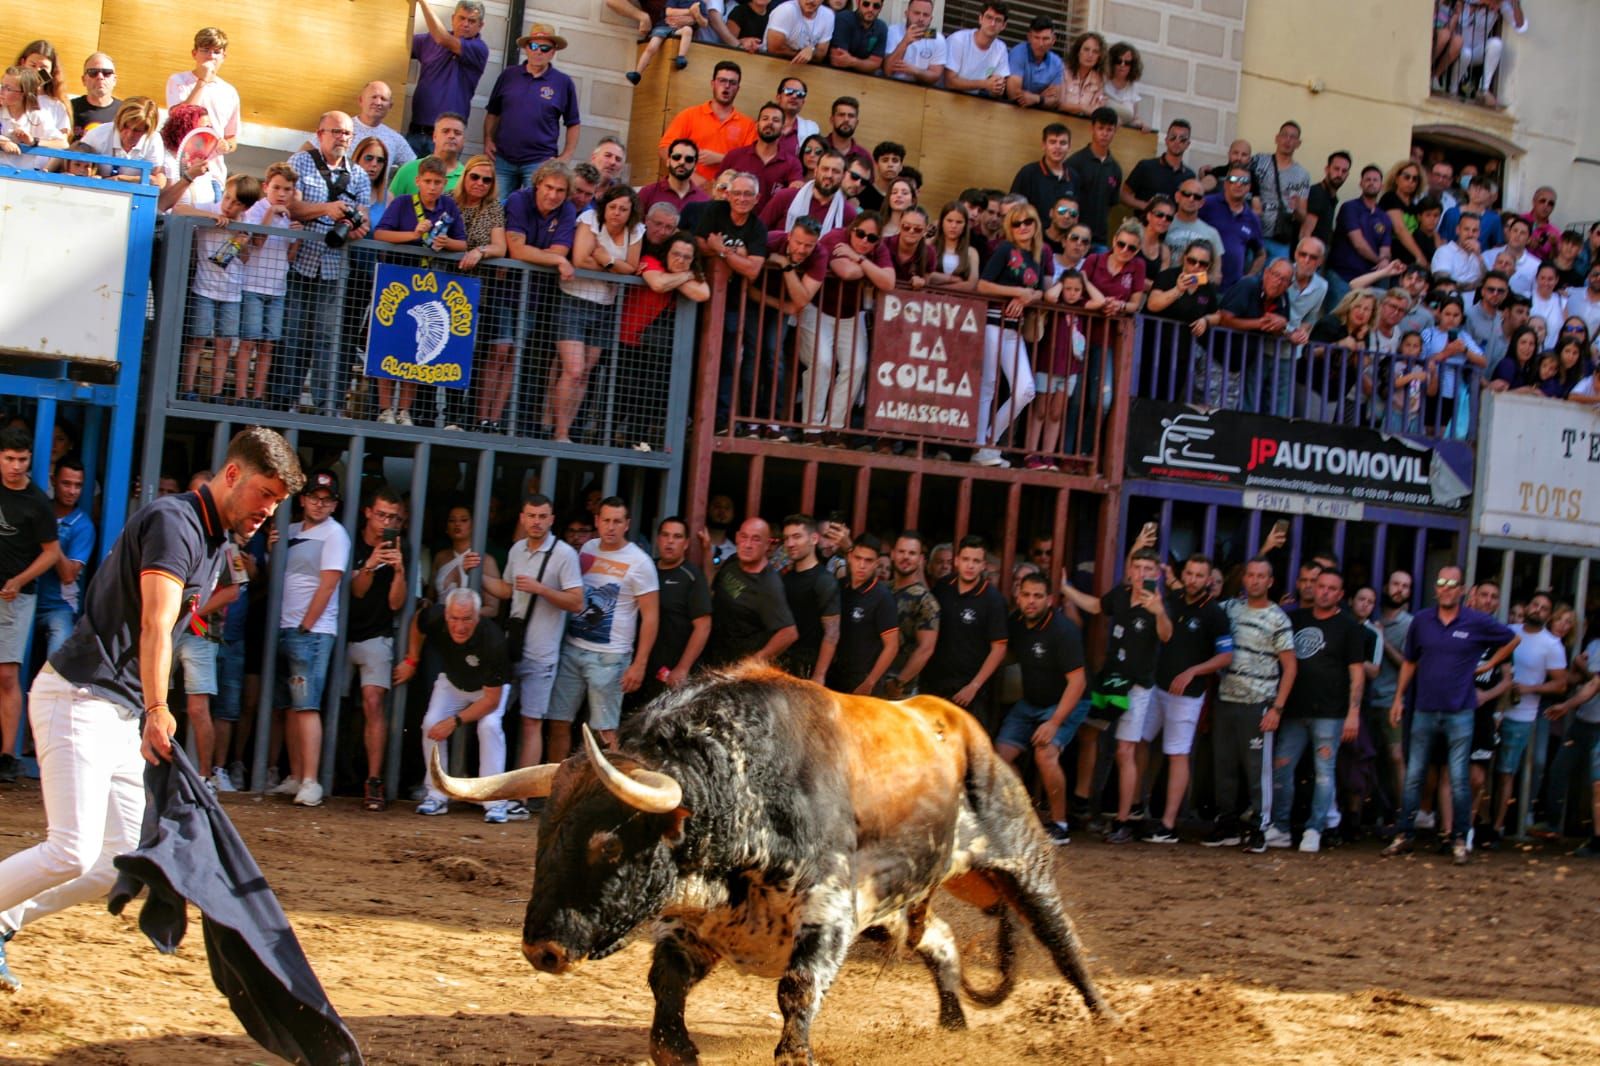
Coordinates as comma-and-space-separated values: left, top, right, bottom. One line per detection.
650, 1032, 700, 1065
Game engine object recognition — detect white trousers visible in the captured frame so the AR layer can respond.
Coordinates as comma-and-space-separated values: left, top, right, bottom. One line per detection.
421, 674, 508, 805
0, 667, 144, 935
977, 323, 1036, 445
798, 313, 868, 430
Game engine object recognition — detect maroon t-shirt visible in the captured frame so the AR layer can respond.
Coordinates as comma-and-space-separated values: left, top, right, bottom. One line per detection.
890, 239, 935, 284
1084, 250, 1148, 300
809, 228, 892, 318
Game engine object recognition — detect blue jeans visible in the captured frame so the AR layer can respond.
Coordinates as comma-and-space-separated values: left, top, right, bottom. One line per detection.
720, 306, 788, 429
274, 271, 342, 413
1402, 709, 1474, 839
1270, 717, 1342, 833
37, 606, 76, 658
214, 638, 246, 722
493, 157, 541, 200
274, 628, 336, 712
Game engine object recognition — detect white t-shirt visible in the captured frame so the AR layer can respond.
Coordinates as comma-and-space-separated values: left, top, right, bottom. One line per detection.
941, 30, 1009, 89
768, 1, 837, 50
1508, 626, 1566, 723
241, 198, 294, 296
1568, 374, 1597, 398
165, 72, 241, 153
1565, 289, 1600, 337
189, 202, 246, 303
697, 0, 728, 44
566, 538, 659, 655
39, 96, 69, 138
81, 121, 164, 177
1484, 246, 1539, 297
503, 534, 583, 661
561, 208, 645, 305
280, 518, 352, 634
884, 24, 947, 81
0, 110, 56, 169
1530, 290, 1566, 345
1430, 242, 1485, 288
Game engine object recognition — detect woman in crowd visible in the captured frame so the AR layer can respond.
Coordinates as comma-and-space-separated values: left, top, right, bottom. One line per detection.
1083, 218, 1148, 316
926, 201, 979, 291
618, 231, 709, 446
431, 503, 502, 618
1027, 269, 1104, 466
1556, 316, 1590, 356
1307, 289, 1379, 421
13, 40, 69, 140
889, 205, 934, 289
881, 176, 918, 239
1554, 335, 1590, 397
1139, 194, 1174, 278
0, 66, 66, 169
449, 155, 515, 432
79, 97, 164, 183
1529, 262, 1567, 341
1146, 239, 1222, 401
1488, 324, 1539, 392
1103, 41, 1144, 128
1380, 160, 1429, 265
157, 103, 223, 208
352, 135, 392, 212
801, 211, 894, 436
1059, 32, 1107, 117
1058, 223, 1094, 273
1420, 293, 1484, 437
973, 205, 1055, 468
555, 183, 644, 443
799, 134, 827, 178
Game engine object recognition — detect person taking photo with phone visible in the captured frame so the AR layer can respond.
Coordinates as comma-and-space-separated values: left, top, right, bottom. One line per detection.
346, 487, 411, 811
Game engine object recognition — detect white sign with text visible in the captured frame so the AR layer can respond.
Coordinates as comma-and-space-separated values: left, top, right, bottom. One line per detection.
1476, 392, 1600, 548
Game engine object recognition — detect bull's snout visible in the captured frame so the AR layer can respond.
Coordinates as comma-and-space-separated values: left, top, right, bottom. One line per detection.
523, 940, 574, 974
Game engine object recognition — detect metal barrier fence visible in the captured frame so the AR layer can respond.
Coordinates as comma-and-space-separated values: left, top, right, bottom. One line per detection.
1433, 1, 1508, 107
1134, 315, 1484, 441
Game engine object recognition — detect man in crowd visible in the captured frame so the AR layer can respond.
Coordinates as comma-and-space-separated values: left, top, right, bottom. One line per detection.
634, 516, 711, 709
1006, 16, 1063, 109
33, 457, 94, 659
642, 201, 684, 259
346, 487, 409, 811
766, 0, 836, 64
1140, 554, 1233, 843
1489, 591, 1568, 841
1367, 570, 1414, 829
388, 111, 466, 198
1384, 566, 1518, 863
697, 171, 767, 430
1123, 120, 1195, 213
740, 215, 821, 435
762, 148, 854, 233
1486, 214, 1540, 298
394, 588, 512, 821
773, 76, 819, 156
827, 534, 898, 695
855, 140, 903, 213
1200, 164, 1265, 288
1523, 186, 1561, 260
72, 53, 120, 138
881, 530, 939, 698
0, 429, 61, 784
1326, 164, 1391, 308
1214, 259, 1292, 409
1010, 123, 1076, 226
409, 0, 490, 158
1201, 138, 1255, 195
1441, 174, 1503, 248
350, 80, 416, 175
641, 139, 710, 214
166, 26, 240, 174
1426, 160, 1457, 214
1265, 568, 1365, 853
884, 0, 947, 86
1166, 177, 1223, 268
1066, 107, 1124, 249
550, 498, 657, 751
829, 0, 889, 75
820, 96, 872, 175
505, 160, 577, 281
1208, 558, 1295, 852
1251, 120, 1311, 263
994, 570, 1087, 845
1300, 150, 1349, 251
1432, 211, 1488, 292
921, 535, 1009, 733
779, 515, 840, 683
1469, 578, 1513, 848
942, 2, 1009, 99
722, 102, 801, 212
1566, 263, 1600, 338
485, 25, 580, 195
706, 517, 797, 666
659, 62, 756, 188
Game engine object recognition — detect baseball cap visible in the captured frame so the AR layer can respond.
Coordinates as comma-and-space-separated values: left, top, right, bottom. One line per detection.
305, 469, 340, 499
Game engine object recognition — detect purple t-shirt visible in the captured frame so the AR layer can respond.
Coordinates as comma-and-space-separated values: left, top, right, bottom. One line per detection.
411, 33, 490, 127
1329, 198, 1393, 282
1402, 605, 1516, 713
375, 194, 468, 243
486, 64, 581, 165
504, 190, 577, 250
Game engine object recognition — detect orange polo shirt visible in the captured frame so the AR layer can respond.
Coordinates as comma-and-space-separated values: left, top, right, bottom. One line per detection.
659, 101, 757, 183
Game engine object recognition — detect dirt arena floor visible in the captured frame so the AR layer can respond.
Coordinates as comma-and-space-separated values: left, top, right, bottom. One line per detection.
2, 785, 1598, 1065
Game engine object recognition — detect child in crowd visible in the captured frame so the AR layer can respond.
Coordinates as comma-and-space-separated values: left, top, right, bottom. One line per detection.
165, 26, 240, 180
236, 162, 298, 407
1024, 269, 1101, 466
176, 174, 264, 401
627, 0, 708, 86
1385, 330, 1429, 432
1528, 350, 1563, 398
0, 66, 64, 169
1421, 295, 1484, 438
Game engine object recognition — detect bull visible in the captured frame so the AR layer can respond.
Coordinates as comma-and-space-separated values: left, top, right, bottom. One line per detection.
433, 663, 1111, 1065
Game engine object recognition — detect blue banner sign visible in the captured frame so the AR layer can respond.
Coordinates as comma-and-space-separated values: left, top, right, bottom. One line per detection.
364, 263, 479, 390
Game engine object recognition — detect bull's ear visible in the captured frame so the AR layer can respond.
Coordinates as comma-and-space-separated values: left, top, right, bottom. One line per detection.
662, 806, 692, 846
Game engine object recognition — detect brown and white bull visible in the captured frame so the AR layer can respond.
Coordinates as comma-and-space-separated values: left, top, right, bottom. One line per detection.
433, 663, 1111, 1065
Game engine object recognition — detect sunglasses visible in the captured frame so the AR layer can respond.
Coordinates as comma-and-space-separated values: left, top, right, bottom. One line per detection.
1151, 211, 1174, 222
1113, 240, 1139, 252
1224, 175, 1250, 185
84, 68, 115, 77
1183, 255, 1211, 267
1177, 189, 1203, 199
359, 153, 386, 164
1014, 219, 1037, 228
465, 173, 493, 183
526, 42, 556, 53
856, 230, 881, 243
780, 87, 807, 98
1054, 206, 1078, 216
669, 153, 697, 163
1115, 56, 1134, 65
1436, 578, 1462, 588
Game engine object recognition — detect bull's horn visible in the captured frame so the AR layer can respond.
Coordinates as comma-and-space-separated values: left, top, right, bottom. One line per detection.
430, 747, 559, 802
582, 724, 683, 814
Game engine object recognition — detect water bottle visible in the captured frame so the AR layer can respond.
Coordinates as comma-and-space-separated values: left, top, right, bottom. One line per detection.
430, 213, 451, 250
210, 233, 245, 268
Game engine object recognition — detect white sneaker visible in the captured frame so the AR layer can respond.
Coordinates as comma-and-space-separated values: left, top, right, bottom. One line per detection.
1263, 826, 1294, 849
1414, 809, 1438, 830
971, 447, 1010, 468
1298, 828, 1321, 853
376, 408, 397, 424
210, 767, 237, 793
396, 410, 413, 426
416, 797, 449, 816
270, 775, 302, 796
227, 760, 246, 790
293, 780, 324, 807
483, 802, 509, 824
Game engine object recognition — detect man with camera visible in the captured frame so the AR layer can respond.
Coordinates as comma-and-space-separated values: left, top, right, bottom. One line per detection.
347, 487, 410, 811
279, 111, 373, 416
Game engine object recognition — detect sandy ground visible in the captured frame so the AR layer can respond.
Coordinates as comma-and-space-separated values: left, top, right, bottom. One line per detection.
2, 785, 1598, 1066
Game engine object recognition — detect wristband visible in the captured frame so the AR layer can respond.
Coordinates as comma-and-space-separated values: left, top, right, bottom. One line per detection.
145, 702, 169, 713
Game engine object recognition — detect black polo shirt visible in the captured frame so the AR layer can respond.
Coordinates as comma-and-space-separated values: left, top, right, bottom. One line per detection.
1065, 146, 1124, 245
694, 200, 768, 301
348, 537, 409, 643
924, 577, 1008, 692
1010, 159, 1078, 228
419, 604, 509, 693
648, 559, 712, 676
1305, 180, 1339, 250
783, 562, 841, 664
1155, 594, 1233, 697
0, 480, 56, 590
828, 577, 897, 693
1126, 155, 1196, 205
1101, 585, 1161, 688
1008, 607, 1085, 708
51, 486, 231, 709
1285, 607, 1365, 719
707, 561, 795, 665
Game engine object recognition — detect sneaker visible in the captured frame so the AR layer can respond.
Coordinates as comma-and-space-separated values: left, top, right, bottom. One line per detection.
202, 775, 218, 795
1574, 836, 1600, 858
210, 767, 237, 793
1242, 829, 1268, 854
376, 408, 397, 424
1452, 839, 1470, 865
672, 54, 688, 70
293, 781, 324, 807
484, 803, 510, 824
416, 797, 449, 816
270, 774, 302, 796
1202, 826, 1243, 848
1263, 826, 1294, 849
363, 777, 386, 812
1023, 454, 1048, 470
1044, 821, 1071, 846
1143, 823, 1180, 845
1380, 836, 1414, 857
227, 760, 247, 790
0, 930, 18, 992
0, 752, 16, 784
503, 801, 533, 822
1527, 821, 1561, 840
1105, 821, 1135, 845
626, 70, 642, 85
1298, 828, 1321, 853
1414, 809, 1437, 831
971, 447, 1009, 468
396, 410, 413, 426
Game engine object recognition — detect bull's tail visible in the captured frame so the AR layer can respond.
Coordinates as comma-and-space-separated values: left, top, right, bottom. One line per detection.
958, 906, 1016, 1007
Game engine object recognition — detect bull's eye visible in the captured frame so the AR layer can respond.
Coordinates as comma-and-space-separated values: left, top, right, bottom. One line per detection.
587, 830, 624, 867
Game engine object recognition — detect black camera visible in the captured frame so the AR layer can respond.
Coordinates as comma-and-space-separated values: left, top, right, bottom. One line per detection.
325, 199, 362, 248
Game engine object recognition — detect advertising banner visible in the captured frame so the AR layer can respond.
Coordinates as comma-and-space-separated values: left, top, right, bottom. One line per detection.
364, 263, 478, 390
1476, 391, 1600, 548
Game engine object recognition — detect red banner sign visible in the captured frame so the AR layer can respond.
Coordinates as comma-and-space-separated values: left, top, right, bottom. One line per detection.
865, 290, 985, 440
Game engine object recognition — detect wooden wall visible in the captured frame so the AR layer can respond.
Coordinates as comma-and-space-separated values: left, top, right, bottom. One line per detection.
627, 47, 1158, 214
0, 0, 412, 134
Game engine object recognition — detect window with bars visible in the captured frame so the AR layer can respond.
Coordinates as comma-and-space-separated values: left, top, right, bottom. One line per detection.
940, 0, 1086, 47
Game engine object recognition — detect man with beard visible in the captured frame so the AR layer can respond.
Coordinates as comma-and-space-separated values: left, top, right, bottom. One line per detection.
823, 96, 872, 175
1200, 162, 1265, 288
631, 516, 711, 710
779, 515, 840, 683
1464, 268, 1508, 347
699, 493, 737, 571
0, 428, 302, 992
1201, 138, 1256, 195
1300, 150, 1348, 251
772, 75, 818, 158
884, 0, 946, 86
761, 148, 855, 234
880, 530, 939, 698
1367, 570, 1413, 828
1327, 163, 1391, 308
658, 61, 756, 189
827, 535, 898, 695
1489, 591, 1567, 841
1165, 177, 1224, 268
922, 536, 1009, 734
722, 101, 801, 212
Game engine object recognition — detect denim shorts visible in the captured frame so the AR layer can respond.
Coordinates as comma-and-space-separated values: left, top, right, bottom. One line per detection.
275, 627, 336, 711
241, 290, 285, 342
549, 644, 629, 730
0, 593, 37, 663
174, 630, 220, 696
191, 294, 241, 339
214, 638, 245, 722
516, 656, 560, 720
1497, 717, 1534, 776
557, 293, 615, 350
996, 697, 1089, 752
